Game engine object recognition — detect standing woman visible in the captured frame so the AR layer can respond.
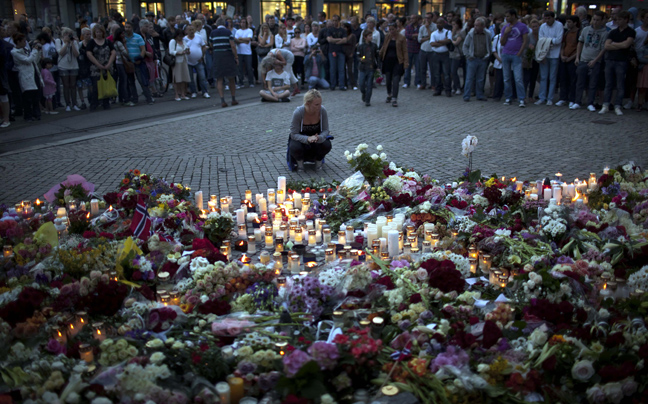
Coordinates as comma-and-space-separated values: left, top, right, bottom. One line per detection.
275, 24, 288, 49
289, 27, 307, 87
57, 27, 80, 111
257, 23, 274, 86
10, 33, 42, 121
76, 27, 92, 109
449, 18, 465, 95
307, 23, 320, 49
112, 27, 132, 105
342, 23, 358, 90
85, 24, 116, 111
523, 19, 540, 103
379, 23, 408, 107
289, 89, 332, 172
169, 28, 191, 100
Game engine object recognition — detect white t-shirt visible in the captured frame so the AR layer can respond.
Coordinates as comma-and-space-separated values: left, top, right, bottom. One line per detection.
430, 28, 450, 53
275, 34, 287, 49
56, 40, 80, 70
492, 34, 502, 69
235, 28, 253, 55
265, 69, 291, 89
183, 35, 205, 65
158, 18, 168, 28
306, 32, 318, 48
287, 28, 295, 43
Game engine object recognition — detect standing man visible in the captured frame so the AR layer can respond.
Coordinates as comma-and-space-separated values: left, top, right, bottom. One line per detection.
536, 11, 563, 105
286, 16, 296, 45
351, 16, 363, 88
430, 17, 452, 97
462, 17, 492, 101
500, 9, 529, 107
235, 18, 255, 87
572, 10, 608, 111
211, 17, 239, 108
124, 21, 154, 105
403, 14, 421, 88
600, 11, 635, 115
575, 6, 590, 28
418, 12, 436, 90
326, 15, 347, 91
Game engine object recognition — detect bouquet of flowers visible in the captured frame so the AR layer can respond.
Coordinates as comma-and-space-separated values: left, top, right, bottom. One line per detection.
44, 174, 95, 207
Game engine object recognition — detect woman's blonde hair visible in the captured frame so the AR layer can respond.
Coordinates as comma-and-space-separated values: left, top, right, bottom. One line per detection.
303, 89, 322, 105
261, 53, 277, 70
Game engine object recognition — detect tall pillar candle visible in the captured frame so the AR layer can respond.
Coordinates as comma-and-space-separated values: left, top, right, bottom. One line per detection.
195, 191, 203, 210
379, 237, 387, 253
277, 176, 286, 194
293, 193, 302, 209
567, 184, 575, 199
387, 230, 400, 257
236, 209, 245, 225
553, 187, 562, 203
259, 198, 267, 213
90, 199, 99, 216
543, 188, 552, 201
367, 226, 378, 248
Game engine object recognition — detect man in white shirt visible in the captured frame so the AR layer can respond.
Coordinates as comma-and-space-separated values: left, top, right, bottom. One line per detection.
536, 11, 563, 105
234, 18, 255, 87
430, 17, 452, 97
286, 16, 296, 46
418, 12, 436, 90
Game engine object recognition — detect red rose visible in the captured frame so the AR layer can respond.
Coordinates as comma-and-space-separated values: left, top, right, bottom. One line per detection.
482, 320, 502, 348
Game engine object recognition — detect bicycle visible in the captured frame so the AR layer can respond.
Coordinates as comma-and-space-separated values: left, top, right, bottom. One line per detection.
155, 59, 170, 94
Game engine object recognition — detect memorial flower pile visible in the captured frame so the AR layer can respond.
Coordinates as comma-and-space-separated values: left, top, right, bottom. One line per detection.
0, 148, 648, 404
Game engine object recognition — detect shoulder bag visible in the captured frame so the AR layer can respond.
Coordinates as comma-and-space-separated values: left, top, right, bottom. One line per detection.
446, 31, 455, 52
163, 42, 176, 67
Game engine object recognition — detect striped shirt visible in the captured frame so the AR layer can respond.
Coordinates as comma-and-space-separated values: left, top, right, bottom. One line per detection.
210, 26, 234, 53
125, 33, 145, 60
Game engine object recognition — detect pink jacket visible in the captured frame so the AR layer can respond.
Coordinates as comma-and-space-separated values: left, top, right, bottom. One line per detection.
41, 68, 57, 96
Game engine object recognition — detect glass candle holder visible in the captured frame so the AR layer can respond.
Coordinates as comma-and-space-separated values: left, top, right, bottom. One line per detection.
422, 240, 431, 253
469, 258, 478, 274
480, 254, 492, 272
92, 322, 106, 341
325, 248, 335, 262
79, 343, 94, 363
468, 245, 479, 260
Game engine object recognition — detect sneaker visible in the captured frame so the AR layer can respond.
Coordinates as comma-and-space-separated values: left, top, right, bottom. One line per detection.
175, 97, 181, 101
570, 103, 581, 110
402, 84, 409, 88
340, 87, 347, 91
191, 93, 197, 98
555, 100, 567, 106
455, 89, 462, 95
204, 93, 211, 98
80, 103, 87, 110
353, 87, 358, 90
73, 105, 81, 111
43, 111, 50, 115
385, 96, 392, 103
0, 121, 10, 128
503, 99, 511, 106
568, 102, 574, 108
416, 85, 422, 89
587, 105, 596, 112
65, 106, 71, 112
49, 111, 59, 115
249, 84, 255, 88
365, 102, 371, 106
614, 106, 623, 116
181, 96, 190, 100
534, 99, 544, 105
598, 105, 609, 114
546, 100, 553, 106
623, 100, 633, 110
519, 101, 526, 108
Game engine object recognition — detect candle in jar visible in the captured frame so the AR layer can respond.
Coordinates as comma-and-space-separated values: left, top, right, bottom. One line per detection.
247, 235, 256, 253
53, 326, 67, 344
254, 229, 263, 243
265, 230, 274, 249
216, 382, 231, 404
387, 230, 400, 257
79, 343, 94, 363
267, 189, 276, 205
238, 224, 247, 239
325, 248, 335, 262
515, 181, 524, 191
337, 231, 346, 245
56, 207, 67, 218
308, 230, 317, 246
322, 227, 331, 244
221, 198, 230, 213
469, 258, 478, 274
259, 198, 267, 213
235, 209, 245, 225
277, 189, 285, 204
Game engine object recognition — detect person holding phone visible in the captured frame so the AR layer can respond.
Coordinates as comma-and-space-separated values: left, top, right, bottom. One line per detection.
57, 27, 81, 111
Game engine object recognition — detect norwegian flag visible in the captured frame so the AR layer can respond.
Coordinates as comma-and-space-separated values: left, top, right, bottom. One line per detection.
130, 195, 152, 240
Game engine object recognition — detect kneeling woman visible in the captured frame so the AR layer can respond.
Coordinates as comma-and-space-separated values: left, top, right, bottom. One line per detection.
289, 89, 332, 172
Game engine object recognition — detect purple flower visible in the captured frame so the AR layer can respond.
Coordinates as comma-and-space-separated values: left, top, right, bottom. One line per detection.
282, 349, 312, 377
398, 320, 412, 330
556, 256, 574, 265
237, 361, 257, 375
307, 341, 339, 370
46, 338, 67, 355
429, 345, 469, 373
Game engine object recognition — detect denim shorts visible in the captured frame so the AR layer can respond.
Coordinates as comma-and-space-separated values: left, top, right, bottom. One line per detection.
77, 78, 92, 88
59, 69, 79, 77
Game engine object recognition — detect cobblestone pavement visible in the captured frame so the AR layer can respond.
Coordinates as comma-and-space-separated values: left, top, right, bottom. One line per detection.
1, 84, 647, 204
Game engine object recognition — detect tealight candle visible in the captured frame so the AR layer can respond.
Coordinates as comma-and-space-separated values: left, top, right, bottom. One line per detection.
3, 245, 13, 258
92, 322, 106, 341
325, 248, 335, 262
259, 251, 271, 265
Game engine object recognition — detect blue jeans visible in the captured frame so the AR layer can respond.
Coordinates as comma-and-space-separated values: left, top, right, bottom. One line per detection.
559, 59, 578, 103
358, 69, 374, 102
238, 54, 255, 86
464, 58, 488, 100
204, 51, 214, 83
116, 64, 130, 103
404, 52, 420, 86
502, 53, 525, 102
432, 51, 450, 93
188, 62, 210, 95
604, 60, 627, 107
328, 52, 346, 88
127, 63, 153, 103
575, 61, 601, 106
419, 51, 434, 87
307, 76, 330, 89
538, 57, 559, 102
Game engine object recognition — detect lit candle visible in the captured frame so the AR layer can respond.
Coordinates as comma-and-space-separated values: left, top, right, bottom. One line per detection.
603, 166, 609, 175
468, 245, 479, 260
260, 251, 271, 265
469, 258, 478, 274
293, 192, 302, 209
387, 230, 399, 257
543, 188, 552, 201
221, 198, 230, 213
56, 207, 67, 218
430, 233, 439, 248
277, 189, 285, 204
265, 228, 274, 249
247, 235, 256, 253
195, 191, 203, 210
337, 231, 346, 245
480, 254, 492, 272
53, 326, 67, 344
3, 245, 13, 258
588, 173, 597, 190
308, 230, 317, 246
216, 382, 231, 404
516, 181, 524, 191
553, 187, 562, 204
325, 248, 335, 262
267, 189, 276, 205
555, 173, 562, 183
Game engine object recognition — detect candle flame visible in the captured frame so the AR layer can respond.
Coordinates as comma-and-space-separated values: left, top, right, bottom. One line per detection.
57, 330, 63, 337
35, 199, 41, 205
511, 177, 516, 182
86, 212, 91, 219
603, 283, 607, 290
97, 329, 102, 335
501, 176, 505, 182
572, 189, 582, 202
108, 205, 113, 212
69, 324, 74, 330
279, 350, 285, 356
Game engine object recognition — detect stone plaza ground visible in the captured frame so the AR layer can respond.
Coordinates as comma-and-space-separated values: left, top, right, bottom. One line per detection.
1, 84, 647, 205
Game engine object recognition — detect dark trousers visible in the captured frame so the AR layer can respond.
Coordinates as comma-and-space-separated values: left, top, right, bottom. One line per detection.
523, 60, 539, 99
289, 139, 332, 162
116, 64, 130, 103
450, 57, 461, 91
22, 89, 41, 120
492, 68, 504, 100
604, 60, 627, 107
293, 55, 305, 85
419, 51, 434, 87
385, 62, 403, 99
359, 69, 374, 101
432, 51, 451, 94
89, 76, 110, 110
344, 53, 356, 87
404, 52, 420, 86
575, 61, 601, 106
238, 54, 256, 86
559, 59, 578, 103
9, 71, 22, 115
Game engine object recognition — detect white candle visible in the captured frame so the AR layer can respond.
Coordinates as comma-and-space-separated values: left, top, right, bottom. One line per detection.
530, 193, 538, 201
277, 189, 285, 204
195, 191, 203, 210
254, 229, 263, 242
247, 213, 258, 222
236, 209, 245, 224
379, 237, 387, 253
265, 234, 274, 249
293, 193, 302, 209
549, 198, 557, 206
346, 226, 355, 243
221, 203, 230, 213
367, 226, 378, 247
56, 207, 67, 218
238, 225, 247, 239
316, 230, 322, 243
308, 230, 317, 246
516, 181, 523, 192
376, 217, 386, 238
567, 184, 575, 199
247, 236, 256, 253
90, 199, 99, 216
543, 188, 552, 201
259, 198, 267, 213
562, 183, 569, 199
337, 231, 346, 245
553, 187, 562, 203
267, 189, 276, 205
387, 230, 400, 257
278, 176, 286, 194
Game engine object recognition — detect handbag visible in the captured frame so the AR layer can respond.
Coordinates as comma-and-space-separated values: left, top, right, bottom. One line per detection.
446, 31, 455, 52
257, 44, 270, 57
97, 70, 118, 99
163, 42, 176, 67
123, 58, 135, 74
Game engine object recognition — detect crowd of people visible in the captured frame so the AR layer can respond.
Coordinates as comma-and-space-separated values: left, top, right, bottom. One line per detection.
0, 5, 646, 127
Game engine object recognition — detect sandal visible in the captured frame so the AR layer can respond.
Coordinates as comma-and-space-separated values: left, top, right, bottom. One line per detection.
392, 100, 398, 107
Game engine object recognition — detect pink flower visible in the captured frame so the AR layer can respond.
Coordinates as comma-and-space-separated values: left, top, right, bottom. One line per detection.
46, 338, 67, 355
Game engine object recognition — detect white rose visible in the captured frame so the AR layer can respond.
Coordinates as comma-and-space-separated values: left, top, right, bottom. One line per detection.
602, 382, 623, 404
416, 268, 428, 281
354, 151, 361, 157
344, 150, 350, 156
376, 145, 383, 151
347, 155, 353, 161
371, 154, 379, 160
529, 328, 547, 347
586, 386, 606, 404
150, 352, 165, 364
380, 153, 387, 160
571, 360, 595, 382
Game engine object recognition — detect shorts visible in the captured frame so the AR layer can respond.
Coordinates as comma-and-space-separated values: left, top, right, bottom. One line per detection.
45, 94, 54, 100
59, 69, 79, 77
77, 78, 92, 88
